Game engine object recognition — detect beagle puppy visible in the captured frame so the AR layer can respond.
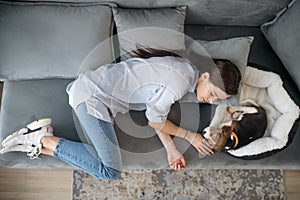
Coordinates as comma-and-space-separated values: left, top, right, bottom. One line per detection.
203, 104, 267, 152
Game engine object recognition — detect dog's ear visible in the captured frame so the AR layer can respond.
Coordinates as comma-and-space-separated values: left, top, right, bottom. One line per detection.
213, 126, 232, 152
221, 126, 233, 136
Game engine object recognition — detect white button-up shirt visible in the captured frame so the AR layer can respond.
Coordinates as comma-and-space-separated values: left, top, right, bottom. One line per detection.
66, 56, 199, 123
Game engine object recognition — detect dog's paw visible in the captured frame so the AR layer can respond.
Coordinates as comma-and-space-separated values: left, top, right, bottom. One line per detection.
227, 106, 239, 114
231, 111, 244, 120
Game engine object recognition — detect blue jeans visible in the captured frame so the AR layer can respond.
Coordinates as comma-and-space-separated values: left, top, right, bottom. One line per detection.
53, 103, 122, 180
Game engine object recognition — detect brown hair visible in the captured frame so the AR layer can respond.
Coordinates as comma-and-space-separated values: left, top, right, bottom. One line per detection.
133, 45, 241, 95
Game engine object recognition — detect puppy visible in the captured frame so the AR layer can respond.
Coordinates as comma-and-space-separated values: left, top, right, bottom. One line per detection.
203, 103, 267, 152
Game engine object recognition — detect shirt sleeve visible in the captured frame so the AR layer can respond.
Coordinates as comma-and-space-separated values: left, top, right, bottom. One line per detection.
145, 86, 177, 123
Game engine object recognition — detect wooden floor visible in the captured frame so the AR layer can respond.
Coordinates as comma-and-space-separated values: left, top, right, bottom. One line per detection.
0, 82, 300, 199
0, 167, 73, 200
0, 167, 299, 200
285, 170, 300, 200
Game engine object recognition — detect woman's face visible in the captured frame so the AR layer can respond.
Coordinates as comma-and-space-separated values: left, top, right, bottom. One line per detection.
196, 72, 231, 103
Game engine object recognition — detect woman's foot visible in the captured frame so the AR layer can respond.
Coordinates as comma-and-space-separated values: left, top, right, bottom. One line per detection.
1, 118, 54, 159
2, 118, 53, 148
40, 136, 60, 155
0, 135, 59, 159
1, 125, 53, 148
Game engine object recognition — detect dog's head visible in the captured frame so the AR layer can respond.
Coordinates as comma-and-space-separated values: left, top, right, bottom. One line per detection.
203, 125, 237, 152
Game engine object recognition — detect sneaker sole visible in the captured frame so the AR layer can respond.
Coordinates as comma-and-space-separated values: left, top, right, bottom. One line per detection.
0, 145, 34, 154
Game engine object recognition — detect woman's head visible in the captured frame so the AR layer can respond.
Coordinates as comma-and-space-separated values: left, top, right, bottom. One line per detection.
210, 59, 241, 96
195, 59, 241, 103
133, 45, 242, 103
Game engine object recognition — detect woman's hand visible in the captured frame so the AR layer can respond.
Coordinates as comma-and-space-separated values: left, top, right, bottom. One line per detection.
166, 148, 186, 170
154, 128, 186, 170
186, 131, 214, 155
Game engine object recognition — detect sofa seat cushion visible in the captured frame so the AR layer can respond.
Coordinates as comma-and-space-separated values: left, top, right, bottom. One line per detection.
1, 79, 300, 169
0, 79, 78, 168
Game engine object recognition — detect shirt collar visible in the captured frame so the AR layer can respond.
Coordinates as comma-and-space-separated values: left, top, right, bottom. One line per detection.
189, 70, 199, 93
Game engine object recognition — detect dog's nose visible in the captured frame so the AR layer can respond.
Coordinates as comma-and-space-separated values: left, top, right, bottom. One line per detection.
203, 127, 210, 133
203, 127, 210, 138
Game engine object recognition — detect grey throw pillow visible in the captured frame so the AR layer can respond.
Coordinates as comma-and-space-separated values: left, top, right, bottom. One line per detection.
182, 37, 253, 103
261, 0, 300, 90
112, 6, 186, 60
189, 36, 254, 77
0, 2, 115, 81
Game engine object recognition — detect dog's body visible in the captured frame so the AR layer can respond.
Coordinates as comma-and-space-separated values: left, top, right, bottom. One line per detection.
203, 102, 267, 152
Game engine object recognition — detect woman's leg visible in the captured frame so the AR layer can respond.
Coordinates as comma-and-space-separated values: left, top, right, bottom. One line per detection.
41, 103, 122, 180
41, 136, 59, 156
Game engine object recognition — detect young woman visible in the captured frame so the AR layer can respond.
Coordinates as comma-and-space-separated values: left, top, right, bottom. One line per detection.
1, 47, 241, 179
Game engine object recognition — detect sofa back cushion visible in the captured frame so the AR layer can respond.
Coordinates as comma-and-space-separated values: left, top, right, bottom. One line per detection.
0, 1, 115, 81
261, 0, 300, 91
112, 6, 186, 60
13, 0, 291, 26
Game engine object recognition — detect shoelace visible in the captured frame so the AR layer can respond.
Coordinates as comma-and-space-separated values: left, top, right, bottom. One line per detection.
27, 144, 42, 160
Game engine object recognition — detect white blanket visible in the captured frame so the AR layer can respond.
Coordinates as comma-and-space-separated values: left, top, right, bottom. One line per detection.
210, 66, 300, 157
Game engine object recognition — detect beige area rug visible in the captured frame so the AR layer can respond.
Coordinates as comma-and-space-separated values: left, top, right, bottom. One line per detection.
72, 169, 284, 199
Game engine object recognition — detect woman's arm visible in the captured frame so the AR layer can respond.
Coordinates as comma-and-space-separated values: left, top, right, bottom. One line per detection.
149, 119, 214, 155
155, 129, 185, 170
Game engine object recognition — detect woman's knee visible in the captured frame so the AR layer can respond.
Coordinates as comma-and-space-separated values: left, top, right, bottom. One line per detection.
96, 166, 120, 180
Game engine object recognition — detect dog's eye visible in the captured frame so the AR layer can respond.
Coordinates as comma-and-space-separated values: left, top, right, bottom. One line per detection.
203, 130, 207, 134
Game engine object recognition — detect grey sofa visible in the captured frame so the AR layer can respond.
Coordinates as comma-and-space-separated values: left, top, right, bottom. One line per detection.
0, 0, 299, 170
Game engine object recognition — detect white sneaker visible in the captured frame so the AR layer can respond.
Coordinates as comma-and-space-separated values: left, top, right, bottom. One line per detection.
0, 144, 42, 160
1, 118, 54, 149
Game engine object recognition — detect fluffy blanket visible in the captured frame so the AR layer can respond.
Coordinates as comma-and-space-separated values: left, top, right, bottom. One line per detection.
210, 66, 300, 157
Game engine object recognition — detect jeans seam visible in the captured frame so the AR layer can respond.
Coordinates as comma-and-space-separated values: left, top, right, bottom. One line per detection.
53, 138, 65, 158
96, 119, 115, 165
56, 103, 121, 177
56, 149, 100, 171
